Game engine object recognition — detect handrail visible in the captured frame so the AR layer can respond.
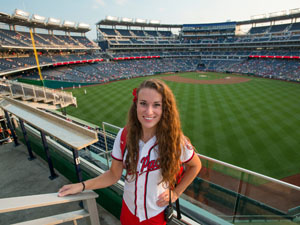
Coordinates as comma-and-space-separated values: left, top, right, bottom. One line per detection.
0, 191, 100, 225
102, 122, 121, 130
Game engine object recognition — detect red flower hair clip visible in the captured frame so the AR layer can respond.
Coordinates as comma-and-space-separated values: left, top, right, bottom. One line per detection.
132, 88, 137, 103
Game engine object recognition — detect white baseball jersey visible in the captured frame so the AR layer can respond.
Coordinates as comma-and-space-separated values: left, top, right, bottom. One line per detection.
111, 128, 195, 222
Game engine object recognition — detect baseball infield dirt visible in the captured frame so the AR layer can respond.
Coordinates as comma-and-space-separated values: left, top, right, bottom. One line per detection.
161, 75, 251, 84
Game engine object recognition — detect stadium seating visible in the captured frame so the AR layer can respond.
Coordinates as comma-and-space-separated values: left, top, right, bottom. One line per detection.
0, 27, 97, 49
21, 57, 200, 83
1, 11, 300, 83
131, 30, 146, 37
158, 31, 172, 37
269, 24, 290, 33
99, 28, 117, 36
289, 22, 300, 31
249, 26, 270, 34
116, 29, 132, 37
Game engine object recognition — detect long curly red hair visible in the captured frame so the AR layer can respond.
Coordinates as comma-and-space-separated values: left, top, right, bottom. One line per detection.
125, 79, 183, 187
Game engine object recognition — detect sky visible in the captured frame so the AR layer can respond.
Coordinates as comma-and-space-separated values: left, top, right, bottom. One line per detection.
1, 0, 300, 40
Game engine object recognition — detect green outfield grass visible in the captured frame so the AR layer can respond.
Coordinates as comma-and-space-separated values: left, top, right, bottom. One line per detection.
65, 72, 300, 180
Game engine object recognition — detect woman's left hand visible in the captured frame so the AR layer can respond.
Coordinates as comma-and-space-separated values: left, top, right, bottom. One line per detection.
156, 189, 179, 207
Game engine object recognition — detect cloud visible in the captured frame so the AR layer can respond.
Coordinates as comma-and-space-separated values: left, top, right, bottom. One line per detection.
93, 0, 106, 9
114, 0, 128, 5
158, 8, 165, 13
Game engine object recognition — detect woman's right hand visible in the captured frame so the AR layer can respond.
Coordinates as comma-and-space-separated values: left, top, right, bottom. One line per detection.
58, 183, 83, 197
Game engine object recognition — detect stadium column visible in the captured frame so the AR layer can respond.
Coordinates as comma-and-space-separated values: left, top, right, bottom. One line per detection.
40, 131, 58, 180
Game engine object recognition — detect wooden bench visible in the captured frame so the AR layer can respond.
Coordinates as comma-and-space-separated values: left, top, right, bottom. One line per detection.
0, 190, 100, 225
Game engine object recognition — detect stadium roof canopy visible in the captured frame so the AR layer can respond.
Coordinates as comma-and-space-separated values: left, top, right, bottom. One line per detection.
97, 8, 300, 29
183, 10, 300, 27
96, 18, 182, 28
237, 10, 300, 25
0, 11, 91, 33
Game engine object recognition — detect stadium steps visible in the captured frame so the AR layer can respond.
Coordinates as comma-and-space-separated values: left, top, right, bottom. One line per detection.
71, 36, 86, 48
16, 32, 33, 46
35, 33, 52, 47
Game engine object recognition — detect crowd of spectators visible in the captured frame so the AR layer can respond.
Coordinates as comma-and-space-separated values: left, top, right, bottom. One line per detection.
4, 54, 300, 83
200, 58, 300, 81
23, 58, 200, 83
0, 53, 101, 73
226, 58, 300, 81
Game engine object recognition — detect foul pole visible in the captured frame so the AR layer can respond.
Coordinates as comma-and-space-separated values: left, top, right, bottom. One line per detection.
29, 28, 44, 86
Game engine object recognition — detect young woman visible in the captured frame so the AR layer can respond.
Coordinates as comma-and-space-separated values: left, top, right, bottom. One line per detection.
58, 79, 201, 225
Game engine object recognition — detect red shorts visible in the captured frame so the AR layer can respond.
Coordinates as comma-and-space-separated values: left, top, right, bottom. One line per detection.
120, 200, 166, 225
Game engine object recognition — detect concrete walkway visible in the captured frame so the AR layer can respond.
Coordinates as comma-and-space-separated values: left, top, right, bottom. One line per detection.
0, 142, 121, 225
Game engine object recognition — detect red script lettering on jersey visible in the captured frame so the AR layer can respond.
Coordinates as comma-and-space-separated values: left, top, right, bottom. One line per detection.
140, 156, 160, 174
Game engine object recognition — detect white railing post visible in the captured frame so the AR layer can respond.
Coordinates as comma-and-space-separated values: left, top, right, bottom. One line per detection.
32, 85, 36, 99
43, 87, 46, 101
21, 83, 25, 97
8, 83, 13, 97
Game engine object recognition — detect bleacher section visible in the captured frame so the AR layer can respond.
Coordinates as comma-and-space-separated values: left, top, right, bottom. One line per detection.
95, 21, 300, 76
20, 54, 297, 83
131, 30, 146, 37
145, 30, 159, 37
158, 31, 172, 37
0, 53, 103, 74
117, 29, 132, 37
97, 19, 300, 52
269, 24, 290, 33
227, 58, 300, 80
289, 22, 300, 31
0, 28, 98, 49
99, 28, 117, 36
249, 26, 270, 34
23, 57, 200, 83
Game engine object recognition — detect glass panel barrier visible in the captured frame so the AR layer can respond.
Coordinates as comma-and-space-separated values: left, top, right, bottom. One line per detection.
181, 155, 300, 224
100, 122, 300, 224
